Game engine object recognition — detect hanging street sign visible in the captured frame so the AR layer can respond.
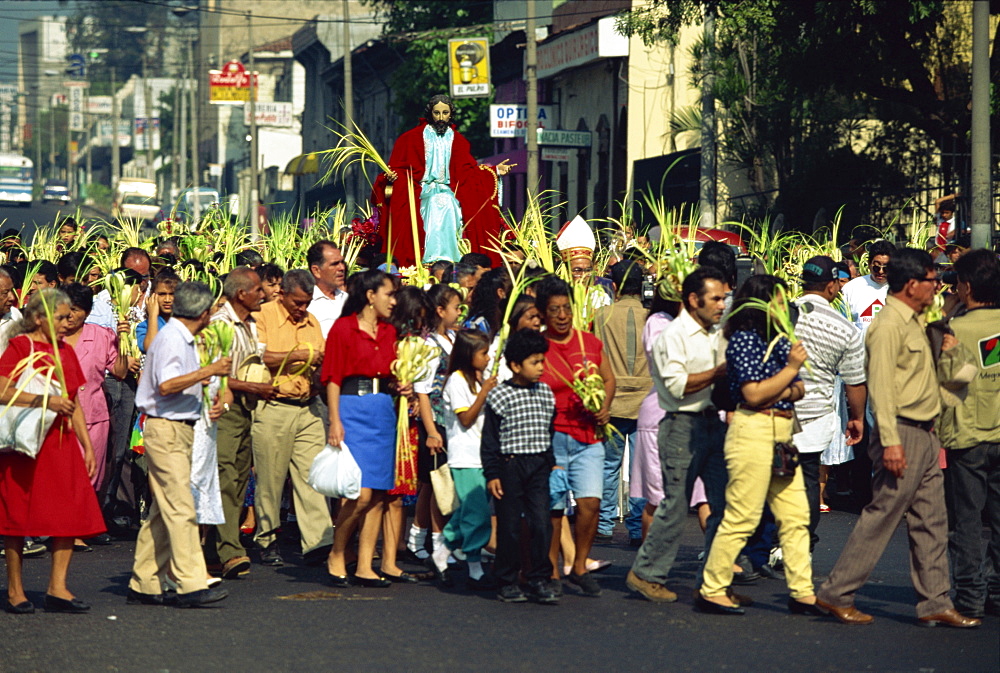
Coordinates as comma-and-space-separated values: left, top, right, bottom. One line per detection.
209, 60, 258, 105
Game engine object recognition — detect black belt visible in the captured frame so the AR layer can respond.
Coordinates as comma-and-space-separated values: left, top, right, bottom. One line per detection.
738, 404, 795, 419
672, 408, 719, 418
341, 376, 393, 396
272, 396, 314, 407
146, 416, 196, 427
897, 416, 934, 432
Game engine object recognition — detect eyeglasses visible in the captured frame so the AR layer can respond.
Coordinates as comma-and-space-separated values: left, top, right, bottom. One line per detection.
870, 263, 888, 273
914, 276, 942, 285
546, 305, 572, 316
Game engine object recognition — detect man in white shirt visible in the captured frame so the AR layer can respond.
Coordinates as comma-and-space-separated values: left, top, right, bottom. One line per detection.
128, 281, 231, 608
792, 256, 867, 549
306, 240, 347, 340
626, 266, 729, 603
841, 240, 895, 332
0, 267, 22, 352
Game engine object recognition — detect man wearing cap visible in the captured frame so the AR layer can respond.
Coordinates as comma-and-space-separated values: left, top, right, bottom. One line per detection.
791, 256, 867, 549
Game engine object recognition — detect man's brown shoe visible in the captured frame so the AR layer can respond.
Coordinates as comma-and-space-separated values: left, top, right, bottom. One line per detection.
918, 609, 982, 628
222, 556, 251, 579
815, 598, 873, 625
626, 570, 677, 603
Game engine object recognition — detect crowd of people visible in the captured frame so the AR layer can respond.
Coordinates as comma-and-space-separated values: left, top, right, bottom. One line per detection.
0, 214, 996, 631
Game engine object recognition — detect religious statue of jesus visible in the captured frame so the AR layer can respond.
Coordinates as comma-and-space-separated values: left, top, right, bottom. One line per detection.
371, 94, 512, 267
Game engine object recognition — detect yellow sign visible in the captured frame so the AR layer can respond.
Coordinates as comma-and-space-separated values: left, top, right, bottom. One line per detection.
448, 38, 491, 98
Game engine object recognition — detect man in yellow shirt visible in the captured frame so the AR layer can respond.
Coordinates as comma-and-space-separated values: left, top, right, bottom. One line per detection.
252, 270, 332, 568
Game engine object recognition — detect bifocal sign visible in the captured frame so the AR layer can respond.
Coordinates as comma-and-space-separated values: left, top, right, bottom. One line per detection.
209, 60, 258, 105
489, 104, 555, 138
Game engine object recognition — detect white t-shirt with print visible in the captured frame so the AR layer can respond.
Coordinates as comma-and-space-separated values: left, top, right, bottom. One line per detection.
414, 331, 454, 395
841, 274, 889, 333
442, 371, 485, 469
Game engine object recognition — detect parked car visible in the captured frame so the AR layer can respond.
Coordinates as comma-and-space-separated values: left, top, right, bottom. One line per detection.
41, 180, 71, 204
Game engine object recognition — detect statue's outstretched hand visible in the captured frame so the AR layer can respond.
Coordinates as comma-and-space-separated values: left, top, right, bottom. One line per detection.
496, 159, 516, 176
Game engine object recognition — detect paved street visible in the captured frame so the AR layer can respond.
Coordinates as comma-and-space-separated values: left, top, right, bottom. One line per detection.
0, 201, 81, 242
1, 509, 996, 673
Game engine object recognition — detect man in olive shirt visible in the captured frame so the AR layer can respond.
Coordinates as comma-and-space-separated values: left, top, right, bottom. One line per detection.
252, 270, 332, 568
938, 249, 1000, 619
817, 248, 980, 628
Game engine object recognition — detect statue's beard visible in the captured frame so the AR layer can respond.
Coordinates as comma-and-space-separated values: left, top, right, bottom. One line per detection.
432, 119, 450, 135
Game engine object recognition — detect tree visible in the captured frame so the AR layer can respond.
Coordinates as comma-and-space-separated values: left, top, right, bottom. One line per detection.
616, 1, 989, 233
364, 0, 495, 155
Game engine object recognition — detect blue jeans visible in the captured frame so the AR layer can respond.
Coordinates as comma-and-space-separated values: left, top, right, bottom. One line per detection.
599, 417, 646, 538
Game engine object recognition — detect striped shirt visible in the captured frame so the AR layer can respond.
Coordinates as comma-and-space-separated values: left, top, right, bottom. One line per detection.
212, 300, 261, 379
793, 294, 866, 421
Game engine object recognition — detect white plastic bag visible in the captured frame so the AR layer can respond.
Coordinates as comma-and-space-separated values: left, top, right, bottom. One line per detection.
308, 442, 362, 499
0, 364, 61, 459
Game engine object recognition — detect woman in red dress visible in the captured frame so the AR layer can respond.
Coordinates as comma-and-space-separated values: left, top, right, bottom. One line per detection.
0, 289, 105, 614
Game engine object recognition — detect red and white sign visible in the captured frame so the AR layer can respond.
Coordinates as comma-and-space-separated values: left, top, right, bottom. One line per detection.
535, 16, 628, 79
243, 101, 293, 127
209, 60, 258, 105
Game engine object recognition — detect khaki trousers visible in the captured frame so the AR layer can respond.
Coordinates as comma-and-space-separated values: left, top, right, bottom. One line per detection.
206, 395, 254, 564
702, 409, 815, 599
818, 421, 953, 617
251, 399, 333, 554
129, 417, 208, 596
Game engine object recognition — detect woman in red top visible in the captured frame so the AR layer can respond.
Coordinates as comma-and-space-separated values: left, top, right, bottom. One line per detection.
0, 289, 105, 615
322, 269, 401, 588
535, 276, 615, 598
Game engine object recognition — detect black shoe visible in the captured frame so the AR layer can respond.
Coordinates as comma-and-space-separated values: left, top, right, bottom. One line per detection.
985, 598, 1000, 616
43, 594, 91, 613
756, 563, 784, 580
4, 600, 34, 614
399, 549, 427, 564
628, 537, 643, 548
328, 574, 350, 588
497, 584, 527, 603
595, 532, 614, 543
788, 597, 826, 616
438, 569, 455, 588
259, 543, 284, 567
549, 578, 564, 598
383, 571, 420, 584
527, 579, 560, 604
126, 588, 177, 606
73, 543, 93, 553
731, 568, 761, 585
84, 533, 113, 546
567, 571, 601, 597
694, 594, 744, 615
351, 575, 391, 588
175, 587, 228, 608
302, 544, 332, 567
466, 574, 497, 591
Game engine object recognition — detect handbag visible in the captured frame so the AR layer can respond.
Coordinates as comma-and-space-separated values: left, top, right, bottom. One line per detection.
0, 352, 61, 459
429, 452, 457, 516
308, 442, 362, 499
771, 414, 800, 478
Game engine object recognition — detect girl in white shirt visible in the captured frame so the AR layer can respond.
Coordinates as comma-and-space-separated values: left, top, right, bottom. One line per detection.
433, 330, 498, 589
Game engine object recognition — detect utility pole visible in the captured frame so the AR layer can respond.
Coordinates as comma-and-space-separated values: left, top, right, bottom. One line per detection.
111, 67, 119, 193
970, 0, 992, 249
143, 50, 154, 180
343, 0, 355, 213
170, 82, 179, 202
247, 11, 258, 237
525, 0, 538, 197
179, 66, 187, 197
49, 103, 55, 180
699, 6, 716, 229
189, 33, 201, 225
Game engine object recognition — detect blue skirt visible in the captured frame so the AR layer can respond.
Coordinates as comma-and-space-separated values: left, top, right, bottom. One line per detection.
340, 392, 396, 491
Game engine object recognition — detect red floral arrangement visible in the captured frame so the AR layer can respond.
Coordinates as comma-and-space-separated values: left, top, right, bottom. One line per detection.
348, 210, 382, 248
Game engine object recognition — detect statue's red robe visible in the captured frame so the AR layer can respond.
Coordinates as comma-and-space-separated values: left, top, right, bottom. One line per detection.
371, 120, 505, 267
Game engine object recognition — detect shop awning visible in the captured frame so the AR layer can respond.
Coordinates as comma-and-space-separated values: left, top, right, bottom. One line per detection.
284, 152, 320, 176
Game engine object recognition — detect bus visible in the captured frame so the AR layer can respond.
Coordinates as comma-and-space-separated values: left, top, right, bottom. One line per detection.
0, 153, 34, 207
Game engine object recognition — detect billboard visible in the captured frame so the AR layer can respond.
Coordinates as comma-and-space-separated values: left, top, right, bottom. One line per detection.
448, 38, 491, 98
209, 60, 258, 105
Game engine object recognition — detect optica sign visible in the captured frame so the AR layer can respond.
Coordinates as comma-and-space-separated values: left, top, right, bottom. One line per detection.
489, 104, 555, 138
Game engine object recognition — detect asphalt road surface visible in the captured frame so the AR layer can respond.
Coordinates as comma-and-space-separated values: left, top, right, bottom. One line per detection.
1, 508, 996, 673
0, 200, 83, 242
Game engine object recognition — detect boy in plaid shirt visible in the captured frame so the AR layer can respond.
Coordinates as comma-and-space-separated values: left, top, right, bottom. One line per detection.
481, 329, 559, 604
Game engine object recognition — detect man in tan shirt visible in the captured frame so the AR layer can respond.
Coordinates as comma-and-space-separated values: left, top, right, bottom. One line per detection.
817, 248, 980, 628
252, 269, 332, 568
